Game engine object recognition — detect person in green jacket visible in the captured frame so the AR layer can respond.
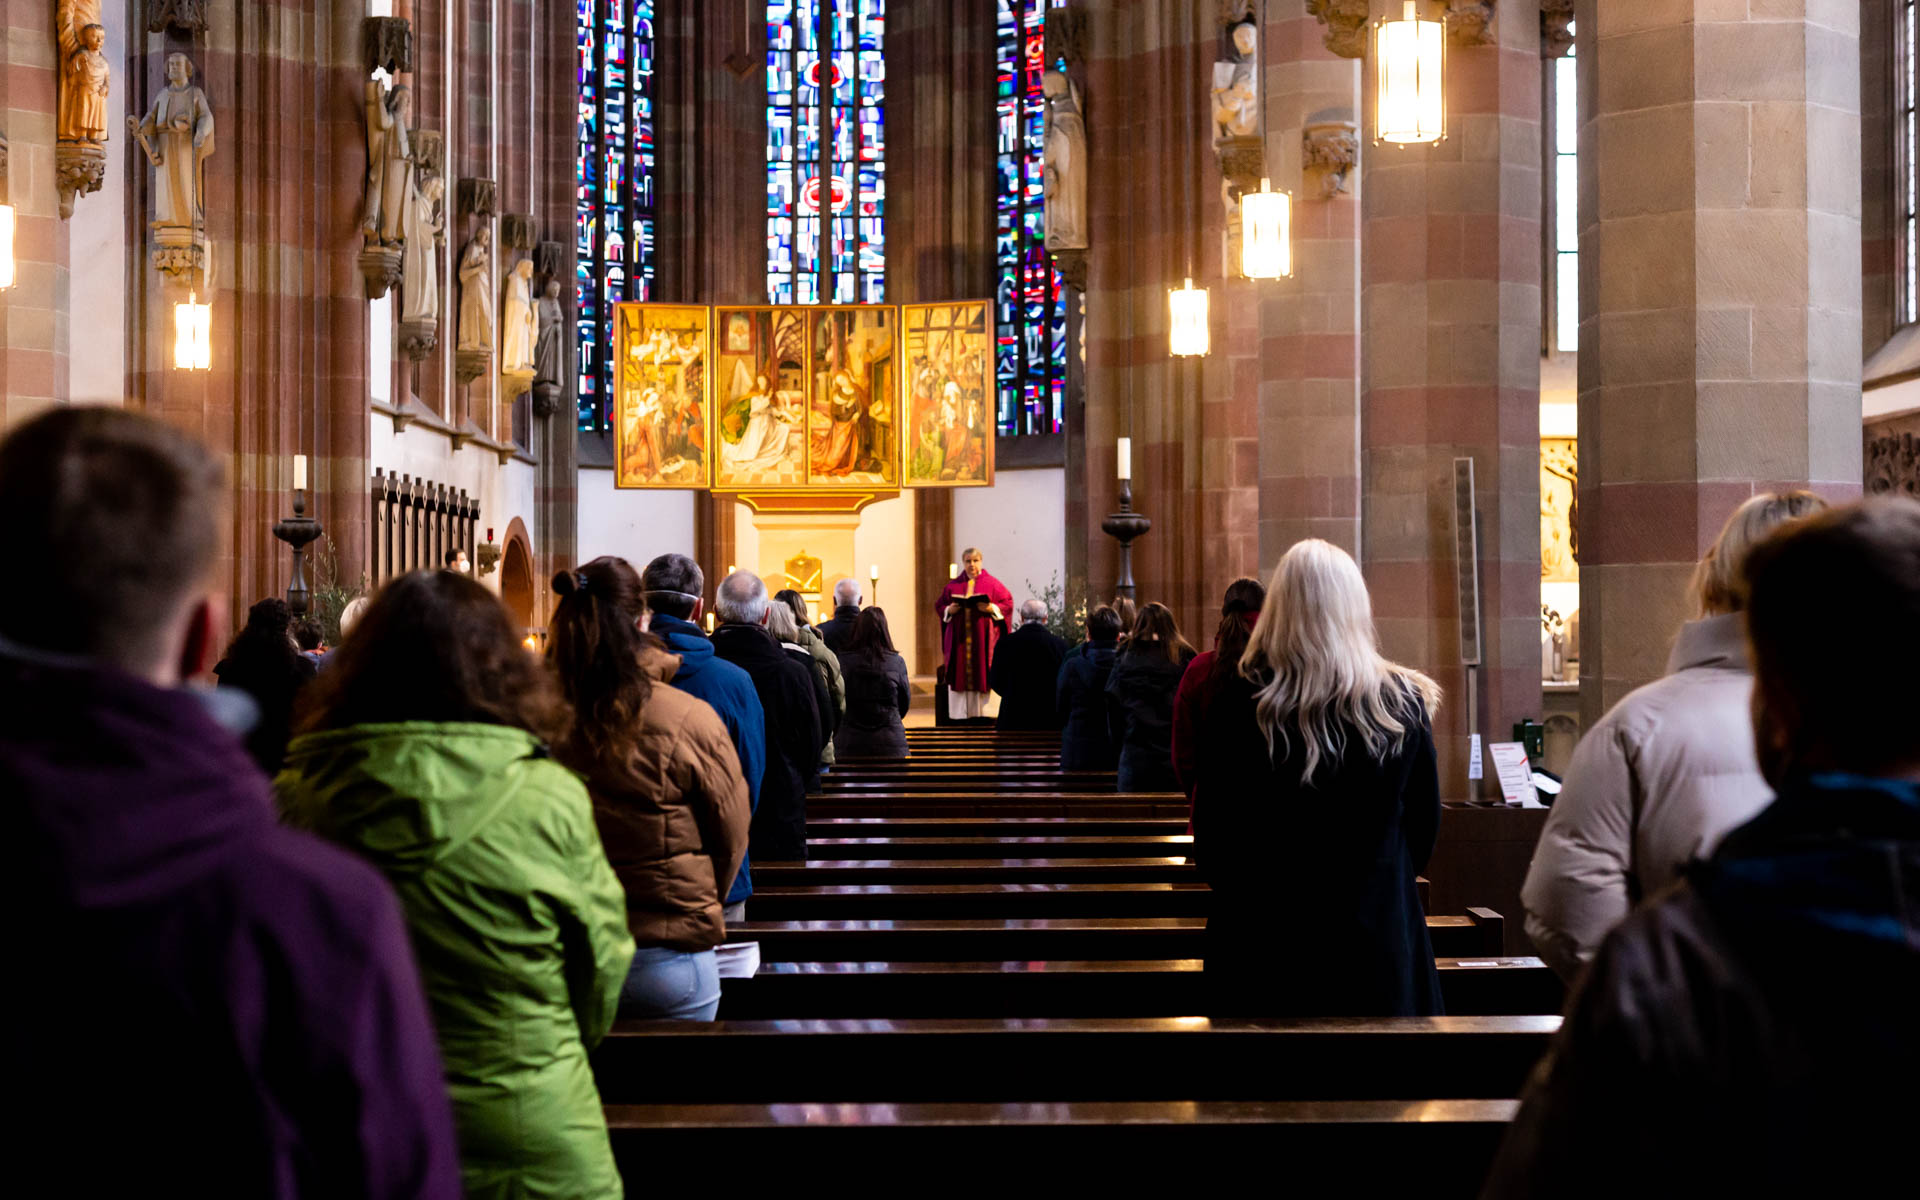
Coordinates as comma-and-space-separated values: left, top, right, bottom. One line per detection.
277, 570, 634, 1200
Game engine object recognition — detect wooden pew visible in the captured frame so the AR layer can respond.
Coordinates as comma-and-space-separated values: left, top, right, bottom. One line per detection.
796, 833, 1196, 858
803, 816, 1191, 837
593, 1014, 1560, 1104
752, 857, 1199, 885
740, 882, 1464, 924
715, 957, 1560, 1019
605, 1098, 1517, 1198
807, 793, 1190, 818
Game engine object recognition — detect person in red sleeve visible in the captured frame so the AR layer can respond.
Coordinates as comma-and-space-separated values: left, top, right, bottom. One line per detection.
1172, 577, 1267, 830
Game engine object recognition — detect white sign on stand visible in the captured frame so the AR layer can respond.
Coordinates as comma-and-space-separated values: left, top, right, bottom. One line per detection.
1487, 742, 1541, 807
1468, 733, 1483, 780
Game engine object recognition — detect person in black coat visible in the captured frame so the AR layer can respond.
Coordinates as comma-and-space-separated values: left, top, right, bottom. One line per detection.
1193, 540, 1442, 1018
1104, 602, 1196, 792
989, 599, 1069, 730
214, 597, 319, 773
709, 571, 823, 862
817, 578, 863, 653
833, 607, 912, 760
1056, 605, 1123, 770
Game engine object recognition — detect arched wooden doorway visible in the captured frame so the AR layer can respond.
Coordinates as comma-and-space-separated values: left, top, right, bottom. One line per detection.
501, 529, 535, 631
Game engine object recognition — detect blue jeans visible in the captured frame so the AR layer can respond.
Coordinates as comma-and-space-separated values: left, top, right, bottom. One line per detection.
619, 946, 721, 1020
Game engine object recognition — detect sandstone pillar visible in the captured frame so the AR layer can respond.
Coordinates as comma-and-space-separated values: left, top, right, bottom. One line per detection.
1, 3, 72, 429
1360, 2, 1543, 799
1575, 1, 1863, 728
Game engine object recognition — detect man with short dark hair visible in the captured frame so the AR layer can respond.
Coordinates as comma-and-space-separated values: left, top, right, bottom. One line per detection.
710, 570, 825, 862
640, 552, 767, 917
818, 576, 863, 652
294, 617, 326, 662
0, 407, 460, 1198
443, 546, 470, 574
990, 598, 1069, 730
1483, 497, 1920, 1199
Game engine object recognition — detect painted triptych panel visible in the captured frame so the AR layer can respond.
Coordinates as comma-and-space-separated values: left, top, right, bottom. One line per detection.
613, 304, 711, 489
903, 301, 995, 487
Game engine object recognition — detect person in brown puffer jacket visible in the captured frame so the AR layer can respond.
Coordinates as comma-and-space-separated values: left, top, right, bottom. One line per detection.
548, 556, 751, 1020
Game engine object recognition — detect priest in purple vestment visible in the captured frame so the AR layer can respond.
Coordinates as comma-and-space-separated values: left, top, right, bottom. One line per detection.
937, 547, 1013, 720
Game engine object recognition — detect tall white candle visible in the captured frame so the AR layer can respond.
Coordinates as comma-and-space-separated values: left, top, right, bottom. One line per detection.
1117, 437, 1131, 482
293, 454, 308, 491
869, 563, 880, 582
949, 562, 959, 578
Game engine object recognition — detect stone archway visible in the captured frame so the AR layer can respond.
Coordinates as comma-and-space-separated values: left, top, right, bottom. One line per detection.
501, 527, 535, 631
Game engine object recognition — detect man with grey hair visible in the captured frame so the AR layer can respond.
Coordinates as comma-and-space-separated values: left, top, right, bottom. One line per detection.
710, 569, 825, 863
989, 594, 1069, 730
640, 553, 767, 917
818, 576, 863, 652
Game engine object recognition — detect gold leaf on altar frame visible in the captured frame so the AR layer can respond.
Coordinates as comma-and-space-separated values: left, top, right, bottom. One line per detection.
612, 304, 712, 490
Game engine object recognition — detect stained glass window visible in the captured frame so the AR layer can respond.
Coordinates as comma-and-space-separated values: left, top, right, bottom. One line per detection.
577, 1, 657, 433
1553, 36, 1577, 353
1903, 0, 1917, 322
994, 0, 1066, 437
767, 1, 886, 305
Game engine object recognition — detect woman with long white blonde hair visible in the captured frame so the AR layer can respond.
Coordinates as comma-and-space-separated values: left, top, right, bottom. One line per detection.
1192, 539, 1445, 1017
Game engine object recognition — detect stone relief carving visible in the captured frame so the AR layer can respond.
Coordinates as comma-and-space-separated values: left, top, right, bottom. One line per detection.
459, 177, 498, 220
500, 212, 537, 252
1210, 19, 1259, 145
131, 54, 215, 282
364, 15, 413, 76
1303, 120, 1360, 198
1865, 426, 1920, 500
1043, 70, 1087, 252
1541, 0, 1574, 57
1443, 0, 1497, 47
55, 1, 109, 220
1306, 0, 1367, 60
146, 0, 207, 33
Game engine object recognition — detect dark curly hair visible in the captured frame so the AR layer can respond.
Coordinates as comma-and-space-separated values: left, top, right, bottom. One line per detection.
295, 570, 567, 742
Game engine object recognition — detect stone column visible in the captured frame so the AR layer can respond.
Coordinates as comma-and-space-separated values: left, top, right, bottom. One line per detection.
1861, 0, 1896, 354
0, 3, 71, 429
1261, 2, 1364, 562
1360, 1, 1543, 799
1575, 1, 1863, 729
531, 0, 580, 612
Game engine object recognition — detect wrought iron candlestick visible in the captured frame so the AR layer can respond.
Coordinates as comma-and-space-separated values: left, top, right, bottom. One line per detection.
1100, 479, 1152, 604
273, 487, 324, 617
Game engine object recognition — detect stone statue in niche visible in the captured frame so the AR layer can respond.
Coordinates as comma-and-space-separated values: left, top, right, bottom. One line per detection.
457, 226, 495, 352
363, 81, 414, 248
534, 279, 565, 386
130, 54, 216, 281
399, 169, 445, 327
500, 258, 537, 383
55, 1, 109, 220
1042, 69, 1087, 252
1210, 19, 1259, 144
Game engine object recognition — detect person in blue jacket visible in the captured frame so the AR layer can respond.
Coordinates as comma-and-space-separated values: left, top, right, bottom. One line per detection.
640, 553, 767, 919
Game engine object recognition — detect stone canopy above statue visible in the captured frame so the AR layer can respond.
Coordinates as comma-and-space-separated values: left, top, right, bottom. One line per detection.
611, 301, 996, 503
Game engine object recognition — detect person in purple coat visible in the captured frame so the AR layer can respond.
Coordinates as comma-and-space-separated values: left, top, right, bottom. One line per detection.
0, 408, 461, 1200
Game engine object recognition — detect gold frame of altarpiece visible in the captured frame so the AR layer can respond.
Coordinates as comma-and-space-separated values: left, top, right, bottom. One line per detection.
610, 303, 714, 490
611, 301, 995, 497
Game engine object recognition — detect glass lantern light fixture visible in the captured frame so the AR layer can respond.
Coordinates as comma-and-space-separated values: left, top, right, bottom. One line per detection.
1240, 178, 1293, 280
173, 290, 212, 370
1375, 1, 1446, 146
1168, 277, 1211, 357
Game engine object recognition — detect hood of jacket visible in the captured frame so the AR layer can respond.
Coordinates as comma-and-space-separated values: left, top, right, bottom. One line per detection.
1665, 612, 1750, 675
277, 721, 555, 878
650, 613, 723, 682
1693, 773, 1920, 952
2, 653, 276, 910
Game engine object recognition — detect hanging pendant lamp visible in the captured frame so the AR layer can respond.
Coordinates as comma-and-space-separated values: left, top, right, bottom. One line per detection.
1375, 1, 1446, 146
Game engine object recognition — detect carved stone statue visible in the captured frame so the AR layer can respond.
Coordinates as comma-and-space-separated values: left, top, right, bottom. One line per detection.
500, 258, 537, 380
534, 279, 565, 386
400, 170, 445, 326
456, 225, 494, 353
363, 81, 413, 246
1211, 20, 1259, 143
131, 54, 215, 235
1043, 70, 1087, 252
58, 5, 110, 146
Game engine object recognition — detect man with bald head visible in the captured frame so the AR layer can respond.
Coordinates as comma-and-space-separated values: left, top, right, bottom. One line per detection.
989, 597, 1069, 730
818, 576, 863, 653
709, 570, 825, 863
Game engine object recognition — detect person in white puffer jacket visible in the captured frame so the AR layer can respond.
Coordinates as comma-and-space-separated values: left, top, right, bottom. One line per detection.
1521, 489, 1827, 980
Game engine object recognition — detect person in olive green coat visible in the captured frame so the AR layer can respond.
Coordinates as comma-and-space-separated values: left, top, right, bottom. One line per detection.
277, 570, 633, 1200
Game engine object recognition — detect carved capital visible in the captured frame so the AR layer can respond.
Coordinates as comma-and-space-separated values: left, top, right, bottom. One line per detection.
151, 231, 209, 286
458, 177, 497, 220
454, 347, 493, 386
358, 243, 404, 300
146, 1, 208, 33
400, 316, 439, 361
531, 382, 562, 420
1442, 0, 1497, 47
534, 240, 568, 282
500, 213, 538, 251
1303, 121, 1360, 199
1214, 134, 1264, 197
1052, 248, 1087, 293
1043, 4, 1089, 69
1305, 0, 1368, 59
1541, 0, 1574, 57
1866, 428, 1920, 500
55, 143, 106, 221
364, 17, 413, 77
413, 130, 444, 177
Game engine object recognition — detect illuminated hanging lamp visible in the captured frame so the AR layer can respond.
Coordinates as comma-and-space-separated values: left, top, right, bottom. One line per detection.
173, 291, 212, 370
0, 202, 15, 290
1240, 178, 1293, 280
1168, 277, 1210, 357
1375, 1, 1446, 146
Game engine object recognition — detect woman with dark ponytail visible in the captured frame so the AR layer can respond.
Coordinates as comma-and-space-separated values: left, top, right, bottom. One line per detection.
547, 556, 751, 1021
1172, 577, 1267, 810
